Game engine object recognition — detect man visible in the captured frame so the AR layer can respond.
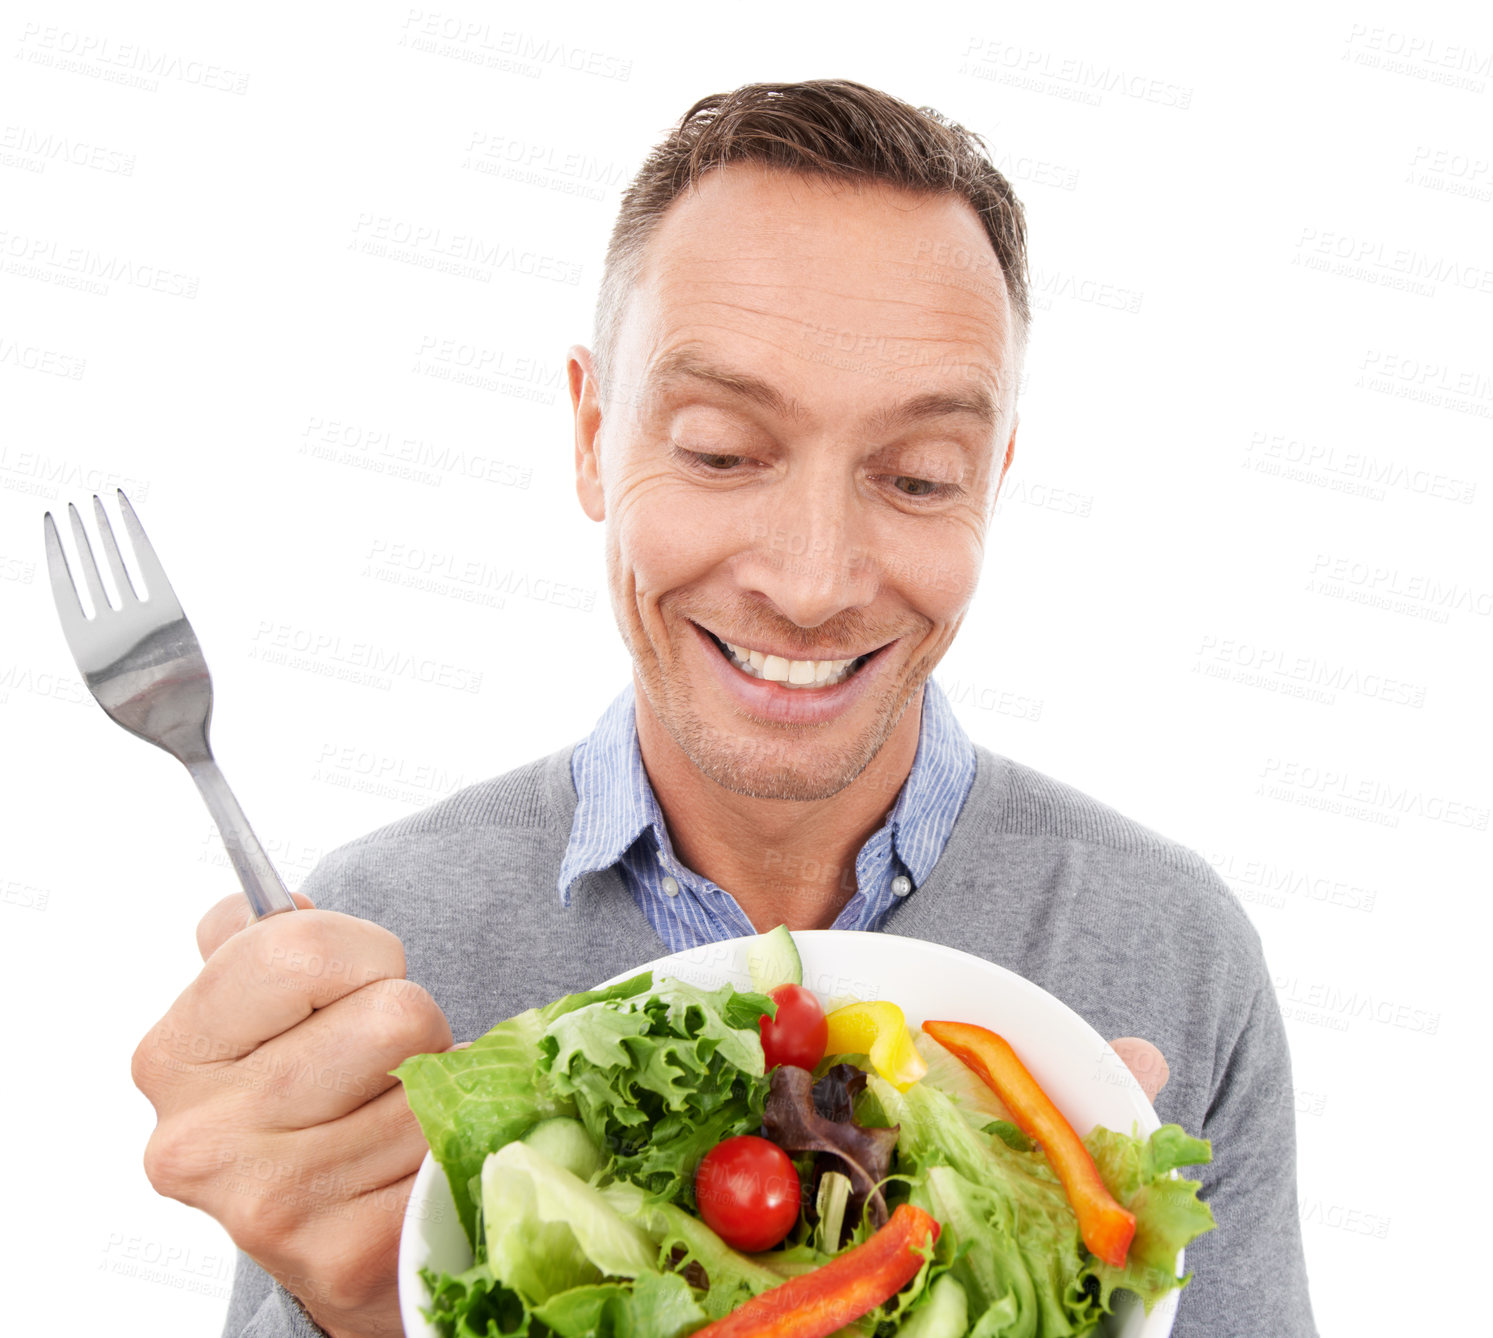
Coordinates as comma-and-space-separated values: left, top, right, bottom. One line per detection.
133, 80, 1315, 1337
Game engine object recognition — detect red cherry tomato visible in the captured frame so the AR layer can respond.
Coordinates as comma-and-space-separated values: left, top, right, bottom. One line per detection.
759, 984, 828, 1072
694, 1135, 801, 1252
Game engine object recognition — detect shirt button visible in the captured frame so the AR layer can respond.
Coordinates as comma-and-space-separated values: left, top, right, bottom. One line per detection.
661, 876, 680, 897
890, 875, 912, 897
657, 849, 668, 867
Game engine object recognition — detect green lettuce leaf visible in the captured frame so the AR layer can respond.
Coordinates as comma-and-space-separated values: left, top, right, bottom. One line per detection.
876, 1074, 1216, 1335
879, 1075, 1097, 1335
481, 1141, 659, 1305
913, 1163, 1101, 1336
1083, 1125, 1217, 1310
539, 977, 774, 1205
418, 1261, 535, 1337
393, 973, 656, 1247
812, 1170, 853, 1256
597, 1178, 786, 1320
418, 1266, 706, 1338
532, 1273, 706, 1337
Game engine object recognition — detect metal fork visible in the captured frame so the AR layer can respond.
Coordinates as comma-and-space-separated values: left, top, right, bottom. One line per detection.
43, 490, 296, 920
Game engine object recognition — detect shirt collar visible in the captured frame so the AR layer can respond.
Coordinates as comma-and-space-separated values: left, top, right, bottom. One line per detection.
880, 677, 975, 886
558, 678, 974, 903
557, 686, 652, 903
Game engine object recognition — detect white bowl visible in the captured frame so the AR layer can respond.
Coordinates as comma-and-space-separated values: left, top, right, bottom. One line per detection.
398, 930, 1180, 1336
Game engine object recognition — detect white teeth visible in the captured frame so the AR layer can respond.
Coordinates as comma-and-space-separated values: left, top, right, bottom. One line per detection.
716, 638, 862, 689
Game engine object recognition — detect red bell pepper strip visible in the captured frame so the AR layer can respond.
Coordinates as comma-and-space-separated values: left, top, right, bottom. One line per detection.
921, 1019, 1136, 1268
690, 1203, 939, 1338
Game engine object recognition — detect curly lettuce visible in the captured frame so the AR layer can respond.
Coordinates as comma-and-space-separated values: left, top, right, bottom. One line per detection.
873, 1075, 1215, 1335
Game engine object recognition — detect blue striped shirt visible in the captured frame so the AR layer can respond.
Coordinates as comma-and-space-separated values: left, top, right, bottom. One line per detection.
558, 679, 976, 951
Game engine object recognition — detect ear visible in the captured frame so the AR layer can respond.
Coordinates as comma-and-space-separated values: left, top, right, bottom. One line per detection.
568, 345, 606, 522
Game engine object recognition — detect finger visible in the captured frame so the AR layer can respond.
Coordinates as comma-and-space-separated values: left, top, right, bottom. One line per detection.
310, 1082, 432, 1202
144, 1071, 429, 1231
199, 891, 316, 961
289, 1086, 430, 1218
234, 977, 452, 1127
173, 1090, 426, 1329
204, 1086, 430, 1242
160, 911, 409, 1065
1109, 1037, 1170, 1102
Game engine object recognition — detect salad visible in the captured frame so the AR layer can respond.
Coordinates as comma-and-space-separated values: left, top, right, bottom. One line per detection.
393, 929, 1215, 1337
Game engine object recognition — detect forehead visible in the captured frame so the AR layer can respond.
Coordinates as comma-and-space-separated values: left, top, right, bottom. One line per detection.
617, 165, 1017, 423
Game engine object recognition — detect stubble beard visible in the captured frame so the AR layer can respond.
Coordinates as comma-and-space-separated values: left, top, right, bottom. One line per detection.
670, 685, 924, 800
624, 595, 937, 803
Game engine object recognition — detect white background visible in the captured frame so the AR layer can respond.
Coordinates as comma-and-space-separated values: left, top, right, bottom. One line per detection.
2, 1, 1488, 1333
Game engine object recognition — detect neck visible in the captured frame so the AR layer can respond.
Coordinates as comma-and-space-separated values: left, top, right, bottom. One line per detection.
634, 686, 924, 932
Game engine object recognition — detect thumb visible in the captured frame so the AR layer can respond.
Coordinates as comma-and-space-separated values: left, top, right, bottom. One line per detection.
196, 891, 316, 961
1109, 1037, 1170, 1103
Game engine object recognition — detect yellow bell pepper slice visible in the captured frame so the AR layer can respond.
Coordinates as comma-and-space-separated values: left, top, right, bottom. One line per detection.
823, 1001, 927, 1091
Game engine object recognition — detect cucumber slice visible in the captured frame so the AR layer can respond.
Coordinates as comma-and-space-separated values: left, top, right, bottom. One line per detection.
746, 923, 803, 992
521, 1116, 603, 1181
896, 1275, 968, 1338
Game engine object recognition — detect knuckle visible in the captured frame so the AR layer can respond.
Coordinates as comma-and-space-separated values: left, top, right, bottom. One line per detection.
366, 919, 407, 978
243, 911, 406, 995
254, 911, 337, 977
220, 1179, 298, 1251
131, 1017, 186, 1097
196, 895, 251, 956
142, 1121, 204, 1199
130, 1030, 159, 1096
359, 978, 451, 1055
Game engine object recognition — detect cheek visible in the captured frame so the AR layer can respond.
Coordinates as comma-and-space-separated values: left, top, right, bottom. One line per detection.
609, 476, 740, 605
888, 515, 987, 623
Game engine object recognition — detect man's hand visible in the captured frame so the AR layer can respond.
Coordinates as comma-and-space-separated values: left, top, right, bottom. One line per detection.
1109, 1037, 1170, 1103
132, 894, 452, 1338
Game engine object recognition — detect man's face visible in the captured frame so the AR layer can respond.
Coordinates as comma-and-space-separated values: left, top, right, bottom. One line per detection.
570, 165, 1018, 802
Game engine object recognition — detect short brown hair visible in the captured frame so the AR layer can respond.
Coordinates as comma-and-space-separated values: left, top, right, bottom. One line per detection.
592, 79, 1029, 393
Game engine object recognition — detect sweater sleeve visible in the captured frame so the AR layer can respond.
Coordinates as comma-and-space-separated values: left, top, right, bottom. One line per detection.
220, 1253, 328, 1338
1170, 978, 1317, 1337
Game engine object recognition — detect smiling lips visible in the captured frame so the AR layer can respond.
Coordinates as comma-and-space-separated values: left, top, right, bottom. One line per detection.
713, 635, 869, 689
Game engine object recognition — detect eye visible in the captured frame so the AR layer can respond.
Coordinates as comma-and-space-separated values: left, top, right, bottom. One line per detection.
670, 443, 751, 473
893, 476, 939, 497
885, 474, 961, 502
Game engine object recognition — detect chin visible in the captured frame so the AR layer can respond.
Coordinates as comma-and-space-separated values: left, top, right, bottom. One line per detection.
685, 746, 872, 803
659, 688, 921, 803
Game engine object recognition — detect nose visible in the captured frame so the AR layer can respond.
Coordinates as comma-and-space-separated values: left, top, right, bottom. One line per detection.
737, 475, 879, 629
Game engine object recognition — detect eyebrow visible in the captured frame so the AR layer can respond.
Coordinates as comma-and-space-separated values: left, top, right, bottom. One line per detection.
867, 386, 1000, 433
648, 347, 803, 420
646, 346, 1001, 432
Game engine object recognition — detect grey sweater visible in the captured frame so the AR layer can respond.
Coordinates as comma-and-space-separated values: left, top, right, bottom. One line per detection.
222, 744, 1316, 1337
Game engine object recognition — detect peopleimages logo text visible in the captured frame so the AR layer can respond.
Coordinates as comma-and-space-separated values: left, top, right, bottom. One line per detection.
16, 23, 251, 93
1261, 758, 1489, 830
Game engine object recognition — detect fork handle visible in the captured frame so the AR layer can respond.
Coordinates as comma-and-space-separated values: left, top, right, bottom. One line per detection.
187, 758, 298, 919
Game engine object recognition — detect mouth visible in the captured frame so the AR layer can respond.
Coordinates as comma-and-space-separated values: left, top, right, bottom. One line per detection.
701, 628, 879, 690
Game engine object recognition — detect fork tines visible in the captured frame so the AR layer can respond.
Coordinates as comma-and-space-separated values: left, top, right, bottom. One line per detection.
44, 490, 181, 625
